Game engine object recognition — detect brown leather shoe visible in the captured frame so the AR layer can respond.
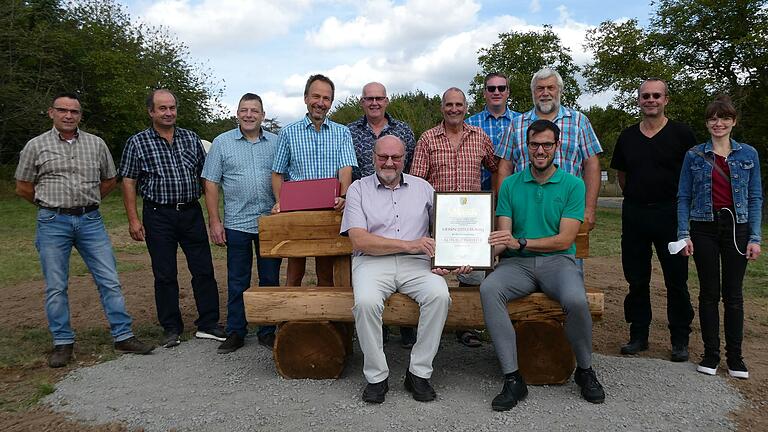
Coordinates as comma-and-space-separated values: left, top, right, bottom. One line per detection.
114, 337, 154, 354
48, 343, 74, 368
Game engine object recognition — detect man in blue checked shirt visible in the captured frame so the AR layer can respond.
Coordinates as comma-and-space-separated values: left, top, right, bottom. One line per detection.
120, 89, 225, 350
496, 68, 602, 231
202, 93, 282, 353
271, 74, 358, 287
466, 72, 520, 192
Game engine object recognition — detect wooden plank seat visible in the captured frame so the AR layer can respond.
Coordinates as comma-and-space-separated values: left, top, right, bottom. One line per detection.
246, 210, 602, 384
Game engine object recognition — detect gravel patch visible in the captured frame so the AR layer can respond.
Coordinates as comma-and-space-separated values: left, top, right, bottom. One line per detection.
45, 335, 742, 431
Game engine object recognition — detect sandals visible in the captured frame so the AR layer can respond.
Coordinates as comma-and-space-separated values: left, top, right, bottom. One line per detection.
457, 330, 482, 348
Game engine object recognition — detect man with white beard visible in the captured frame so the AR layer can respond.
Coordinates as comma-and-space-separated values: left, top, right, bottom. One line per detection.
495, 68, 602, 232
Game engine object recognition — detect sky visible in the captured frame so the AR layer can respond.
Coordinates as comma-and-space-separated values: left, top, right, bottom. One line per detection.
121, 0, 655, 123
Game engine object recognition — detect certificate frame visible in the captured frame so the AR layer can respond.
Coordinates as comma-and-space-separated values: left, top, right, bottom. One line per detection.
431, 191, 494, 270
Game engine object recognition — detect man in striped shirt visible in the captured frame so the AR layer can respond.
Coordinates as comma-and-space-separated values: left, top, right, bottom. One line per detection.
496, 68, 602, 231
271, 74, 357, 287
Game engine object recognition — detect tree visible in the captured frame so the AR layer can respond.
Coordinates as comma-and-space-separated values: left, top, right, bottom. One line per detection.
469, 25, 581, 113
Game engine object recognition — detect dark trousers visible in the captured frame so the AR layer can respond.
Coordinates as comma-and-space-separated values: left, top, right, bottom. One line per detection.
690, 215, 749, 360
225, 228, 281, 338
621, 200, 693, 345
143, 201, 219, 333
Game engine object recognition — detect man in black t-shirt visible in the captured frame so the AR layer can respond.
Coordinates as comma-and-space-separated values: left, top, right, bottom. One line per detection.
610, 78, 696, 362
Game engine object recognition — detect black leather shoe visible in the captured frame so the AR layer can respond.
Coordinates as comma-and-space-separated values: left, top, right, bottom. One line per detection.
404, 371, 436, 402
258, 332, 276, 348
492, 372, 528, 411
362, 378, 389, 404
620, 339, 648, 355
218, 333, 245, 354
574, 367, 605, 404
670, 345, 689, 362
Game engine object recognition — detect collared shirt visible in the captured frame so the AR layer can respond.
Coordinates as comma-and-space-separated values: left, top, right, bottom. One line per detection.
201, 127, 277, 234
466, 107, 519, 190
348, 113, 416, 180
497, 167, 585, 258
119, 126, 206, 204
271, 115, 357, 181
340, 173, 434, 256
410, 122, 498, 192
15, 128, 116, 208
496, 106, 602, 177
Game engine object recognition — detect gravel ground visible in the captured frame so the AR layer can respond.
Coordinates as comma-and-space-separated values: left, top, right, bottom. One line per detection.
45, 335, 742, 432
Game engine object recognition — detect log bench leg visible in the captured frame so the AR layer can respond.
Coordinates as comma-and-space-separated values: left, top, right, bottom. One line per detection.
515, 319, 576, 385
273, 321, 349, 379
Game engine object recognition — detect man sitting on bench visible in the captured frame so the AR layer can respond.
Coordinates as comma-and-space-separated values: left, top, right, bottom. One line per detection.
480, 119, 605, 411
341, 135, 466, 404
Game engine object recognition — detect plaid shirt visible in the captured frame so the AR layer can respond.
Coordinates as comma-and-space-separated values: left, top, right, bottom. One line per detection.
271, 115, 357, 181
347, 113, 416, 180
119, 127, 206, 204
466, 107, 520, 190
15, 128, 116, 208
411, 122, 498, 192
496, 106, 602, 177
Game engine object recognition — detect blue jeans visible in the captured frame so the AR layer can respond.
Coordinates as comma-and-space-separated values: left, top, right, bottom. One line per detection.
35, 208, 134, 345
225, 228, 281, 337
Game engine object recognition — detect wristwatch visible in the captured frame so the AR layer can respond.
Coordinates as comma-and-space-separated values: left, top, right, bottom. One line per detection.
517, 237, 527, 252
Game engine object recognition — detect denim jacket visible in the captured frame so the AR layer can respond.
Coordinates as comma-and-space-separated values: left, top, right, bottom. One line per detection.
677, 139, 763, 244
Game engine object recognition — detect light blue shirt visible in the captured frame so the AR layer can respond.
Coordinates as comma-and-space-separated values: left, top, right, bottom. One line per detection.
201, 127, 277, 234
466, 107, 519, 190
271, 115, 357, 181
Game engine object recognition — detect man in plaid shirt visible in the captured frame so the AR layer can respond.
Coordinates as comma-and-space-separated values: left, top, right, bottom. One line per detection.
496, 68, 602, 231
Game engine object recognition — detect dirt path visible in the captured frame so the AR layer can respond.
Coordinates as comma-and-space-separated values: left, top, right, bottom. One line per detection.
1, 254, 766, 431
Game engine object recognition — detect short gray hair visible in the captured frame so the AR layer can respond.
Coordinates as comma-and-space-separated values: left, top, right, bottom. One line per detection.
530, 68, 564, 93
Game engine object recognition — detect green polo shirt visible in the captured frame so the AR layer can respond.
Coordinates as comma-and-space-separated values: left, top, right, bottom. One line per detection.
497, 166, 585, 257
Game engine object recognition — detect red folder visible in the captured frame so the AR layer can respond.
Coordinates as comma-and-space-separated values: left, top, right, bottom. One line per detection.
280, 178, 340, 212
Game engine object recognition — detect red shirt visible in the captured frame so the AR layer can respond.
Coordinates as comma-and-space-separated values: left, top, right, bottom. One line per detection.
712, 154, 733, 210
410, 122, 497, 192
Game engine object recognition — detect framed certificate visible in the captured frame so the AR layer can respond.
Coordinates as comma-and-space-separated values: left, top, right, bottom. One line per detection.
431, 192, 494, 269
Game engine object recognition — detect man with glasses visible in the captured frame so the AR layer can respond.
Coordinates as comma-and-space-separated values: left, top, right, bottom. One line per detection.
610, 78, 696, 361
15, 92, 154, 367
201, 93, 282, 352
271, 74, 357, 287
411, 87, 497, 348
480, 119, 605, 411
348, 82, 417, 348
342, 135, 464, 404
496, 68, 601, 231
466, 72, 519, 192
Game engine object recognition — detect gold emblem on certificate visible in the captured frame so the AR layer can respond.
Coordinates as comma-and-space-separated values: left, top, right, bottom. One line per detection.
432, 192, 494, 269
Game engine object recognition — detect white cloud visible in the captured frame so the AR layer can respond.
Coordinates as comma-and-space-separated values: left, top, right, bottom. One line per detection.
529, 0, 541, 13
137, 0, 310, 53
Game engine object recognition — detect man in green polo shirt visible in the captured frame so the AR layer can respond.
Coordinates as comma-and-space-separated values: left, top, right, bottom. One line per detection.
479, 119, 605, 411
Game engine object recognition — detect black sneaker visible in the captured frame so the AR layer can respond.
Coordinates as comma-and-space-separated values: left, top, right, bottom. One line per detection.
404, 370, 436, 402
114, 337, 154, 354
491, 371, 528, 411
620, 339, 648, 355
195, 326, 227, 342
362, 378, 389, 404
217, 333, 245, 354
727, 358, 749, 379
670, 345, 689, 362
697, 354, 719, 376
161, 331, 181, 348
48, 343, 74, 368
574, 367, 605, 404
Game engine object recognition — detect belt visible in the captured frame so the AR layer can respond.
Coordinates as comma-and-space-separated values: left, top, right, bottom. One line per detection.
40, 205, 99, 216
144, 200, 198, 211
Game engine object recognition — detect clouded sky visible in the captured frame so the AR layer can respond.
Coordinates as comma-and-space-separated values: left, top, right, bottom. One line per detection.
122, 0, 653, 123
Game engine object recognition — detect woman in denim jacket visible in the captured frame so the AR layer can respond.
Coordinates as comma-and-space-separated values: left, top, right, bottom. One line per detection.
677, 95, 762, 379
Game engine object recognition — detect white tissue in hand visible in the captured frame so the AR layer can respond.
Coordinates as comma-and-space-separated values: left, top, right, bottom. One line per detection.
668, 239, 688, 255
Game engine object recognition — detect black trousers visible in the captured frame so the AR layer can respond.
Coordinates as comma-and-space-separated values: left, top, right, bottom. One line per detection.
143, 201, 219, 333
690, 214, 749, 360
621, 200, 694, 345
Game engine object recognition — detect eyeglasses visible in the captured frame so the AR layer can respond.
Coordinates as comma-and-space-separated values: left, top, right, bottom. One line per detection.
52, 107, 81, 115
362, 96, 387, 103
640, 92, 665, 100
486, 85, 507, 93
527, 142, 556, 151
375, 153, 404, 162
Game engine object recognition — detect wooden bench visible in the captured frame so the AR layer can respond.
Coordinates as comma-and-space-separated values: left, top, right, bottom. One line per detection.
244, 210, 602, 384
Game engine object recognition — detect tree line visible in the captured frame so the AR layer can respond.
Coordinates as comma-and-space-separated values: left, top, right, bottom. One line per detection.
2, 0, 766, 209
